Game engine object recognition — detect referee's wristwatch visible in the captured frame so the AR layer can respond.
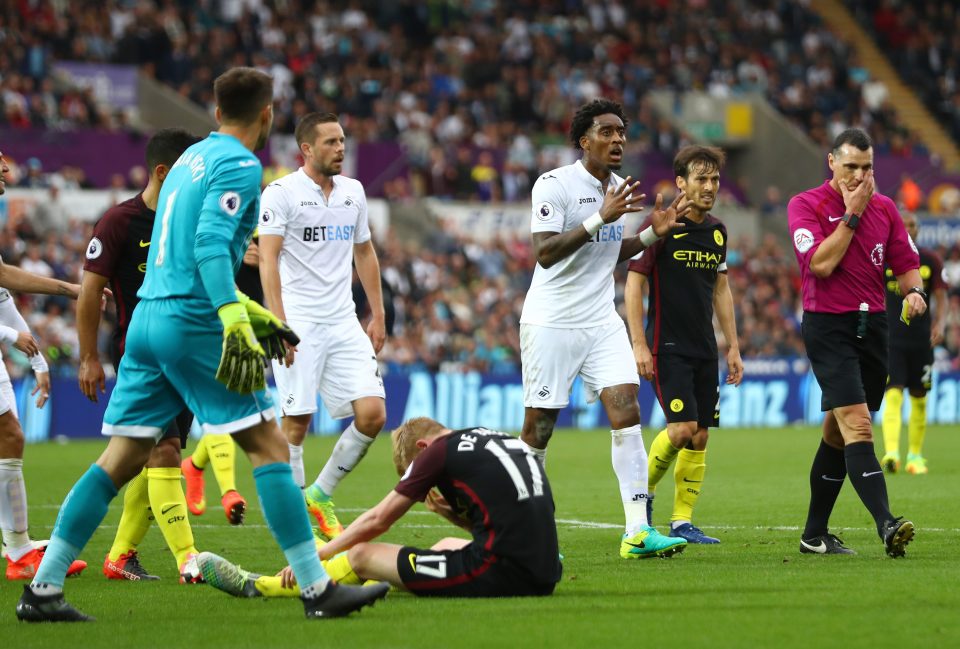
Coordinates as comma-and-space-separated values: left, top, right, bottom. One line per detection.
840, 212, 860, 230
907, 286, 927, 304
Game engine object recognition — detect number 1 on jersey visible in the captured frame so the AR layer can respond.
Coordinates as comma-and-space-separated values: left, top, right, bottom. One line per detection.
155, 189, 177, 266
485, 438, 544, 501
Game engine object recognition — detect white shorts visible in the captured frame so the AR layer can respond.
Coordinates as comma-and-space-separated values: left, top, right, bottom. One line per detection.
0, 379, 15, 418
520, 319, 639, 409
272, 318, 385, 419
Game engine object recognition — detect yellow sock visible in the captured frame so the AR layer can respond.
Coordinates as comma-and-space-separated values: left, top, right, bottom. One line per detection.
108, 469, 153, 561
324, 552, 362, 585
251, 553, 360, 598
672, 448, 706, 523
253, 575, 300, 598
204, 434, 238, 495
191, 435, 210, 469
908, 394, 927, 456
648, 429, 680, 493
881, 388, 903, 457
146, 467, 197, 567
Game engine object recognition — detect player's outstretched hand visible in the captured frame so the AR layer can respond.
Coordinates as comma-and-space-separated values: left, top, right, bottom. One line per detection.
216, 302, 266, 394
599, 176, 646, 223
650, 191, 690, 237
243, 297, 300, 363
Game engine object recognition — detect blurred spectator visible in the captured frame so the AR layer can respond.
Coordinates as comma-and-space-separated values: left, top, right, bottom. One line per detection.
896, 174, 922, 212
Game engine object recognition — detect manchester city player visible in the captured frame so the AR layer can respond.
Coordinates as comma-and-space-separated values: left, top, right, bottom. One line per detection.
15, 67, 388, 622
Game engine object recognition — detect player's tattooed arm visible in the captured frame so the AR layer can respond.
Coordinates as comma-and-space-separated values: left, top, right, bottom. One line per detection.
532, 230, 593, 268
0, 261, 81, 298
534, 177, 646, 268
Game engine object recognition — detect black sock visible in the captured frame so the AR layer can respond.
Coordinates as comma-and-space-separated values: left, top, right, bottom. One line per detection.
802, 440, 847, 539
844, 441, 893, 535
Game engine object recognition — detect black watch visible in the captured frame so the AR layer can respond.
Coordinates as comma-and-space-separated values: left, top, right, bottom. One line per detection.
907, 286, 927, 304
841, 212, 860, 230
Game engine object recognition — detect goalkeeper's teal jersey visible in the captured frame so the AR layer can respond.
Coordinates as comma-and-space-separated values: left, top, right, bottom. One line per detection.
138, 132, 262, 315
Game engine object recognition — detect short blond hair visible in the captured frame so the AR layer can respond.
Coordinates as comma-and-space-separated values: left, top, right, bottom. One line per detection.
391, 417, 446, 476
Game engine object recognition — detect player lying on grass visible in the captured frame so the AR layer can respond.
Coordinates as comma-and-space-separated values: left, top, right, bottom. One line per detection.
199, 417, 562, 598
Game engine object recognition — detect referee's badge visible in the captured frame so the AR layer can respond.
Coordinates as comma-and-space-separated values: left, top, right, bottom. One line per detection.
713, 230, 724, 246
870, 243, 884, 267
535, 202, 554, 221
86, 237, 103, 260
793, 228, 814, 253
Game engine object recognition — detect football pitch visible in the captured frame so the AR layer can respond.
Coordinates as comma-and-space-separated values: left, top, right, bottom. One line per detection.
3, 425, 958, 648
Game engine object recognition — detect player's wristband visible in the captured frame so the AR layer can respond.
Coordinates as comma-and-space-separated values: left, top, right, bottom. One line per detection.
638, 225, 659, 247
582, 212, 604, 237
30, 353, 48, 374
841, 212, 860, 230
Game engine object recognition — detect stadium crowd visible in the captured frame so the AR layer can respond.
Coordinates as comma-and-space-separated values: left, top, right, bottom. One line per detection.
2, 205, 959, 380
846, 0, 960, 145
0, 0, 931, 196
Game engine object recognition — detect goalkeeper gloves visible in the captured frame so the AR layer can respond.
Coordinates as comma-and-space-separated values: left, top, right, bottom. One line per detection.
216, 302, 265, 394
236, 290, 300, 361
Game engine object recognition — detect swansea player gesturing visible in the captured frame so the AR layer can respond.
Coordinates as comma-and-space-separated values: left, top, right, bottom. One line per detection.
624, 145, 743, 545
518, 98, 689, 560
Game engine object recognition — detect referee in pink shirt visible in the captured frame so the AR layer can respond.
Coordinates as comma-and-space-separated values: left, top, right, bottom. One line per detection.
787, 128, 926, 558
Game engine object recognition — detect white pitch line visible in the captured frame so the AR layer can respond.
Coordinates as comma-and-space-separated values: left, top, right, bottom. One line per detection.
26, 505, 960, 533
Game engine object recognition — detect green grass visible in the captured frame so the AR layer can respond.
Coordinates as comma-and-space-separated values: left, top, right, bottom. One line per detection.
4, 426, 959, 648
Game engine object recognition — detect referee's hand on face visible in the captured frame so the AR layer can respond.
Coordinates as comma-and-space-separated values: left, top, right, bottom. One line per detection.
839, 169, 875, 216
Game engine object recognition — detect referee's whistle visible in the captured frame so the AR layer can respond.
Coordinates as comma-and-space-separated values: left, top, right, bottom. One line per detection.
857, 302, 869, 339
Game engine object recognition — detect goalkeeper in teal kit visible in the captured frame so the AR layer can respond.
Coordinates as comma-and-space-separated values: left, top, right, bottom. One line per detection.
15, 67, 388, 623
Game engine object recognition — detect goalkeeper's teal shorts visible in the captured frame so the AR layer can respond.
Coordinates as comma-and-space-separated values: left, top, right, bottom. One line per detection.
103, 298, 275, 441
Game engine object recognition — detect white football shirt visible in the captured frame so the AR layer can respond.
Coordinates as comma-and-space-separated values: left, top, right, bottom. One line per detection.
520, 160, 627, 328
258, 168, 371, 324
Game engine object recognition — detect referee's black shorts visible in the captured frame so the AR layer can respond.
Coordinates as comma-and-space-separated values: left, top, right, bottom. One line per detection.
802, 311, 887, 412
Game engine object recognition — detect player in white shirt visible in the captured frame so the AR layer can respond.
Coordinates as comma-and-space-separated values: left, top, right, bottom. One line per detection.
519, 99, 690, 560
0, 245, 88, 582
259, 112, 386, 540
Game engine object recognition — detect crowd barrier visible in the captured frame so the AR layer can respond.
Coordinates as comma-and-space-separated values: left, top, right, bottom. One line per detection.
17, 359, 960, 442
